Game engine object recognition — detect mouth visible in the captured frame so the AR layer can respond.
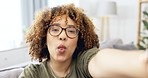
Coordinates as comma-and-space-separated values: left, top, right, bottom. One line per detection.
57, 45, 67, 53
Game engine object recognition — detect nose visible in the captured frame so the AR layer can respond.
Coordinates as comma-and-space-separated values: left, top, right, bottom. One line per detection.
58, 30, 67, 41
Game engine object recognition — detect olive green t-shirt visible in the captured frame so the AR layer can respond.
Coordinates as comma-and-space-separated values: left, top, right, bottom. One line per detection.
19, 47, 99, 78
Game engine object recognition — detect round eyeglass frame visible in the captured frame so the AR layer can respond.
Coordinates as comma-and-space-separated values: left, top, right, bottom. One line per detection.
47, 25, 80, 39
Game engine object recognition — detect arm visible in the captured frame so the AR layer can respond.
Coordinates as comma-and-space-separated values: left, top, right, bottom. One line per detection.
88, 49, 148, 78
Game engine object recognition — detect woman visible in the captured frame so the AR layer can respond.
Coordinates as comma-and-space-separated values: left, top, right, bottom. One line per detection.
19, 4, 148, 78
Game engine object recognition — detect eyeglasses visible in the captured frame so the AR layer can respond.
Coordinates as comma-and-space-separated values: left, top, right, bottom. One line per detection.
48, 24, 80, 39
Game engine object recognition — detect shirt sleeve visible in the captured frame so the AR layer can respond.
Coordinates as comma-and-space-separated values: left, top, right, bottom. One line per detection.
18, 64, 40, 78
77, 47, 99, 77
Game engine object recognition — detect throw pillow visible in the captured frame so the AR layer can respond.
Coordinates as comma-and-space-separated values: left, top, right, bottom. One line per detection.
113, 42, 138, 50
100, 38, 123, 49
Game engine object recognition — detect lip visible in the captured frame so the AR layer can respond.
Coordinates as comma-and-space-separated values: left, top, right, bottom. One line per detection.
58, 44, 67, 49
57, 44, 67, 53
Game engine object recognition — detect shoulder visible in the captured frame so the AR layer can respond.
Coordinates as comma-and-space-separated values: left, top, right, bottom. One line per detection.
25, 63, 42, 72
19, 62, 46, 78
78, 47, 99, 61
75, 47, 99, 77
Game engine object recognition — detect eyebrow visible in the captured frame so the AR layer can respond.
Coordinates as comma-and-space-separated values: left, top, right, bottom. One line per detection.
51, 23, 76, 28
67, 25, 76, 28
50, 23, 60, 26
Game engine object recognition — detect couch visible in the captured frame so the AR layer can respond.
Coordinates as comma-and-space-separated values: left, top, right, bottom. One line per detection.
100, 38, 138, 50
0, 63, 28, 78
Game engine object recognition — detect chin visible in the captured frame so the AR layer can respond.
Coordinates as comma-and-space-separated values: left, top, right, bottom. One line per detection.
56, 56, 67, 62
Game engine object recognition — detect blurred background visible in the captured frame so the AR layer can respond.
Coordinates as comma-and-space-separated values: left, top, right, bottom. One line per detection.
0, 0, 147, 69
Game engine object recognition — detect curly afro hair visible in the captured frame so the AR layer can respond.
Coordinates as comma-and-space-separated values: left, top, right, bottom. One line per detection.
26, 4, 99, 62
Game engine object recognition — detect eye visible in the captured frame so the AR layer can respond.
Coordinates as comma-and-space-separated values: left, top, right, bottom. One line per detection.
67, 28, 76, 34
52, 28, 59, 31
51, 28, 59, 32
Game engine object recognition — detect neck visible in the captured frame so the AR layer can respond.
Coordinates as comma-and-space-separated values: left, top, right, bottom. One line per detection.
48, 58, 72, 77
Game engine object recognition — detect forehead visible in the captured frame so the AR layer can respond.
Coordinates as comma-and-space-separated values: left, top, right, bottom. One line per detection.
50, 15, 76, 25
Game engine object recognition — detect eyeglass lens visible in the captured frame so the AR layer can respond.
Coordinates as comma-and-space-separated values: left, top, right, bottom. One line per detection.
48, 25, 79, 38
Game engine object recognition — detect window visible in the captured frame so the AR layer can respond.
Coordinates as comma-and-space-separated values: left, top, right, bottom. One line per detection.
0, 0, 23, 51
0, 0, 79, 51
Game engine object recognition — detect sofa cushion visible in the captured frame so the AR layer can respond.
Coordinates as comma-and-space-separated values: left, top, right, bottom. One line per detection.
113, 42, 138, 50
100, 38, 123, 49
0, 68, 24, 78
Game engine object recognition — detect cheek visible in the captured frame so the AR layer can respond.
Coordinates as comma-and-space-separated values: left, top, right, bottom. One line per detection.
46, 35, 51, 44
70, 38, 78, 49
46, 34, 55, 48
74, 40, 78, 47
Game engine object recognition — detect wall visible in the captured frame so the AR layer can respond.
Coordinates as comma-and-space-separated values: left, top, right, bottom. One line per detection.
0, 46, 30, 69
79, 0, 139, 44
